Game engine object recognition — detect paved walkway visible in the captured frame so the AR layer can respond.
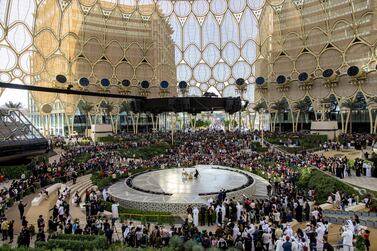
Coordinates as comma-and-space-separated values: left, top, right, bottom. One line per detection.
314, 149, 367, 161
342, 176, 377, 192
48, 148, 64, 164
25, 191, 58, 231
314, 147, 377, 192
0, 148, 66, 246
2, 192, 36, 246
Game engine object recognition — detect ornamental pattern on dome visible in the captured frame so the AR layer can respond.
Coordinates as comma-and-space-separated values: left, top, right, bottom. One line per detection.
0, 0, 265, 105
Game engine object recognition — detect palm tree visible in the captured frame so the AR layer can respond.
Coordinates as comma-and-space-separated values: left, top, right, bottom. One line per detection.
120, 101, 131, 132
341, 98, 358, 133
321, 96, 339, 121
253, 101, 267, 130
271, 99, 288, 132
369, 97, 377, 133
100, 101, 114, 125
5, 101, 22, 109
320, 97, 331, 121
293, 100, 309, 131
78, 101, 94, 136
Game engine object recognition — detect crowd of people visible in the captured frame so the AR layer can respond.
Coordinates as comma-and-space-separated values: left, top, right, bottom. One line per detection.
111, 165, 368, 251
0, 145, 103, 217
338, 133, 377, 149
0, 130, 374, 250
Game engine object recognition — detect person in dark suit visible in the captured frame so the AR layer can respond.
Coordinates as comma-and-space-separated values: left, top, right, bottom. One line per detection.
18, 201, 27, 220
207, 206, 214, 226
8, 220, 14, 243
200, 205, 206, 226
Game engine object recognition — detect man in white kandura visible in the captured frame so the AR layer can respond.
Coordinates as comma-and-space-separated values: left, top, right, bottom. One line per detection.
236, 202, 243, 221
221, 203, 226, 223
316, 222, 326, 251
342, 221, 354, 251
102, 188, 109, 202
111, 201, 119, 220
193, 207, 199, 226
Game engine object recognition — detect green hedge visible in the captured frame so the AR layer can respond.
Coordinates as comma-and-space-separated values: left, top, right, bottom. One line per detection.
191, 119, 211, 128
119, 214, 176, 225
0, 245, 51, 251
35, 234, 108, 250
266, 134, 327, 152
103, 201, 177, 224
0, 164, 30, 180
108, 204, 171, 216
0, 155, 48, 180
119, 142, 170, 159
74, 153, 91, 164
297, 168, 358, 204
49, 233, 103, 241
97, 135, 123, 143
250, 142, 268, 153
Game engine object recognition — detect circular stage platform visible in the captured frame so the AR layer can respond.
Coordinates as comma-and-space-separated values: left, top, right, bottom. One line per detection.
108, 165, 270, 213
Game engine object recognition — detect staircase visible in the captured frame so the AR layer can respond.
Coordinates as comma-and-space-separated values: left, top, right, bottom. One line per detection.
249, 172, 270, 200
67, 174, 95, 223
323, 209, 377, 228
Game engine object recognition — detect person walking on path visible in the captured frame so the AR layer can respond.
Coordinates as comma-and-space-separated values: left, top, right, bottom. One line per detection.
8, 220, 14, 243
18, 201, 27, 220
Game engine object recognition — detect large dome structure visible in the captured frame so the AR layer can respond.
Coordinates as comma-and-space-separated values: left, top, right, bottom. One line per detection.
1, 0, 377, 135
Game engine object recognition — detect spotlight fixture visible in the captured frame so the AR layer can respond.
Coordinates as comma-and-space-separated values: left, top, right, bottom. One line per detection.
347, 66, 360, 77
160, 80, 169, 89
79, 77, 90, 87
141, 80, 150, 89
178, 81, 188, 89
100, 78, 110, 87
56, 75, 67, 84
276, 75, 286, 84
236, 78, 245, 86
255, 77, 265, 85
121, 79, 130, 87
347, 65, 366, 80
322, 68, 339, 83
298, 72, 309, 82
322, 69, 334, 78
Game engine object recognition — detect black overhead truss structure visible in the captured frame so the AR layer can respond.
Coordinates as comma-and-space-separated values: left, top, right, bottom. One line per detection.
130, 97, 242, 114
0, 82, 242, 114
0, 82, 146, 100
